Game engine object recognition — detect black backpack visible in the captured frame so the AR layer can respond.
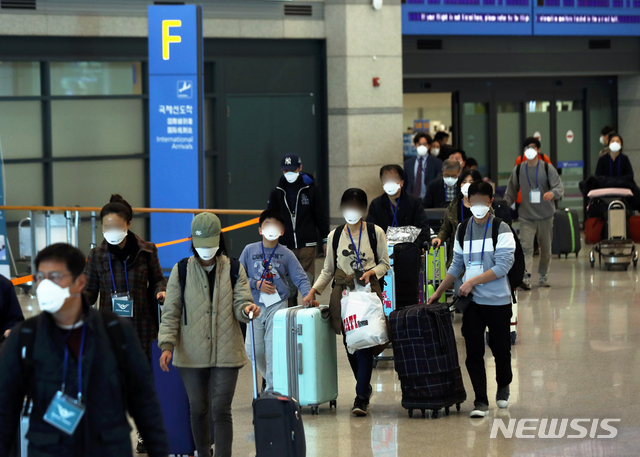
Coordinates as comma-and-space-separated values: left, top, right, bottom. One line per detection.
176, 256, 241, 325
457, 216, 525, 300
19, 310, 130, 414
332, 222, 379, 274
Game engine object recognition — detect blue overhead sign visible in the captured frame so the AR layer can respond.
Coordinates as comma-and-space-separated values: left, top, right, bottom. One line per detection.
148, 5, 204, 271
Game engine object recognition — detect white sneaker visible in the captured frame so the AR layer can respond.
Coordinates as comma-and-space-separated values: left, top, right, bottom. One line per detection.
470, 402, 489, 418
539, 275, 551, 287
496, 386, 510, 409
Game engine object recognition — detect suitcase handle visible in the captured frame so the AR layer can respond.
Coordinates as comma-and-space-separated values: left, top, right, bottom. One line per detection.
249, 312, 259, 400
297, 343, 304, 375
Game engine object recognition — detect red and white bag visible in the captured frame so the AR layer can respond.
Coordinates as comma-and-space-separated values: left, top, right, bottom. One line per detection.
341, 285, 389, 354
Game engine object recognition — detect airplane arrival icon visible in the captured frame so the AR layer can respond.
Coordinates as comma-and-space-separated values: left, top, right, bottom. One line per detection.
177, 80, 193, 99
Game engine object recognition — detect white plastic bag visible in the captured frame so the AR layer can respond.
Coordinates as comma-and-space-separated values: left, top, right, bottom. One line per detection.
341, 284, 389, 354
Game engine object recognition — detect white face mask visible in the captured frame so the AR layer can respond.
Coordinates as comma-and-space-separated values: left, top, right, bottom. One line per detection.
599, 136, 605, 145
470, 204, 490, 219
284, 172, 299, 183
443, 176, 458, 187
383, 182, 401, 196
36, 279, 73, 314
524, 148, 538, 161
461, 182, 471, 198
262, 225, 281, 241
196, 246, 219, 261
343, 209, 363, 225
416, 145, 428, 157
609, 142, 622, 153
103, 229, 127, 246
430, 148, 440, 157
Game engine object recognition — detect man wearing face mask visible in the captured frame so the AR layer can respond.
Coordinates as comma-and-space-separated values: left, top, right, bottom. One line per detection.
428, 182, 516, 418
268, 153, 329, 307
0, 243, 170, 457
404, 132, 442, 199
598, 125, 616, 157
423, 159, 462, 209
366, 165, 430, 233
239, 209, 314, 391
504, 138, 564, 289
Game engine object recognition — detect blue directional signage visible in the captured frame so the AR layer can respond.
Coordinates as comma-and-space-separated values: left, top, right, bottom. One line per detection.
557, 160, 584, 168
148, 5, 204, 271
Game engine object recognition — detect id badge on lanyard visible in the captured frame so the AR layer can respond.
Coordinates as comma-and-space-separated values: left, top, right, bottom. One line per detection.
43, 325, 87, 435
464, 261, 484, 283
109, 255, 133, 317
530, 189, 542, 204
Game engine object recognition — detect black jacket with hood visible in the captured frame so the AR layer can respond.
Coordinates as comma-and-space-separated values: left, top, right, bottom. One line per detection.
268, 173, 330, 250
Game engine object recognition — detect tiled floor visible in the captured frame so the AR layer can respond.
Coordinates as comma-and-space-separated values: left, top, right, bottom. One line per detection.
17, 247, 640, 456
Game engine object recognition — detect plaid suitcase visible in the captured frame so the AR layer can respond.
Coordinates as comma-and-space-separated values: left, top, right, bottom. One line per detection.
390, 302, 466, 418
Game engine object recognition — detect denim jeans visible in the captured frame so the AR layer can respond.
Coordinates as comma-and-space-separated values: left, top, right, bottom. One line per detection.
178, 367, 239, 457
341, 332, 374, 399
245, 300, 287, 391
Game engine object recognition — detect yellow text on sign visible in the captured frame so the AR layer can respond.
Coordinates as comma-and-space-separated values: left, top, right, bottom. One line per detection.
162, 20, 182, 60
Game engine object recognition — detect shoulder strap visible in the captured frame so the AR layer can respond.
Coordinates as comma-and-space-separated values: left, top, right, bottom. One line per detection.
491, 216, 503, 247
544, 161, 550, 190
333, 225, 345, 274
177, 257, 189, 325
457, 216, 471, 246
229, 258, 240, 290
101, 310, 129, 408
19, 318, 38, 414
516, 163, 521, 188
366, 222, 380, 266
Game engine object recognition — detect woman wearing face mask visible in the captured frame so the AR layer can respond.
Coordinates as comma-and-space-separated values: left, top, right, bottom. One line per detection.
595, 133, 634, 181
158, 213, 260, 457
303, 189, 390, 417
83, 194, 167, 454
432, 169, 486, 269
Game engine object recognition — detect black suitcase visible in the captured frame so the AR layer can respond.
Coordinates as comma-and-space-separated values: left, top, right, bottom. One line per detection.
552, 208, 581, 258
424, 208, 447, 234
492, 198, 512, 226
392, 242, 421, 309
249, 312, 306, 457
390, 303, 466, 419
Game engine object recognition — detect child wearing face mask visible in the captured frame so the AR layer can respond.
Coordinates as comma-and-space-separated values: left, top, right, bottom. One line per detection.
303, 188, 390, 417
239, 209, 314, 392
158, 213, 260, 457
595, 133, 634, 181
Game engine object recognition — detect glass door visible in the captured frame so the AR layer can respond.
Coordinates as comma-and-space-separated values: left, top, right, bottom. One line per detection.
496, 102, 522, 189
556, 100, 584, 221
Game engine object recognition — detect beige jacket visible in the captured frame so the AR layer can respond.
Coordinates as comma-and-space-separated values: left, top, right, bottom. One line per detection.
158, 255, 253, 368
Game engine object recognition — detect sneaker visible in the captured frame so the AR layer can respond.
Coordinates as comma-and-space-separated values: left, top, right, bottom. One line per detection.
539, 275, 551, 288
496, 386, 511, 409
136, 432, 147, 454
520, 275, 531, 291
352, 396, 368, 417
470, 401, 489, 418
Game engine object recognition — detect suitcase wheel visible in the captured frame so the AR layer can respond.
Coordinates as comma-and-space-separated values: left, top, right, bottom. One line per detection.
330, 400, 337, 409
456, 403, 461, 412
311, 406, 319, 415
421, 409, 426, 418
432, 409, 440, 419
408, 409, 414, 418
445, 407, 450, 416
372, 359, 378, 368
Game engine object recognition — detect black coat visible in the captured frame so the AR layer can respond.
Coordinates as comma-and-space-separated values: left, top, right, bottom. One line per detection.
268, 173, 330, 250
595, 153, 634, 181
0, 304, 169, 457
404, 155, 443, 197
366, 189, 430, 233
0, 275, 24, 334
423, 177, 457, 209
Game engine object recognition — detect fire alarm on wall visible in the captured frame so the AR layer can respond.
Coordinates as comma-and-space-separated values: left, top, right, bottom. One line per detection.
373, 77, 381, 87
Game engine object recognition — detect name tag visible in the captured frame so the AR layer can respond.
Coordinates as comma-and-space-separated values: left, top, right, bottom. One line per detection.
530, 189, 542, 204
259, 289, 282, 308
112, 293, 133, 317
43, 391, 85, 435
464, 261, 484, 283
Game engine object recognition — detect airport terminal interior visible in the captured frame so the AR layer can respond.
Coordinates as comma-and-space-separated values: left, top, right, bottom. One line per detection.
2, 0, 640, 456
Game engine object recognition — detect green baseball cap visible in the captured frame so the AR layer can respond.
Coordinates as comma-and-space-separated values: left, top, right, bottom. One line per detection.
191, 213, 221, 248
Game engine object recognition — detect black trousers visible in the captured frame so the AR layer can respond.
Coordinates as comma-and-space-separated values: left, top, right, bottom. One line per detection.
462, 301, 513, 405
341, 332, 374, 399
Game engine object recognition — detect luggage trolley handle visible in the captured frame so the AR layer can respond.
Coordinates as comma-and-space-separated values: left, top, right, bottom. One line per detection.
249, 312, 259, 400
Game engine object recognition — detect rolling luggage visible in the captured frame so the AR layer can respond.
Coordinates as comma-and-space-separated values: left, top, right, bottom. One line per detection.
392, 242, 422, 309
552, 208, 581, 258
390, 302, 466, 418
272, 306, 338, 414
151, 342, 196, 455
382, 267, 396, 317
250, 312, 306, 457
424, 208, 447, 234
424, 246, 446, 304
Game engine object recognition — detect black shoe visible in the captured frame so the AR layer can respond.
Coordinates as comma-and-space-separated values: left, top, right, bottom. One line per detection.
352, 396, 368, 416
496, 386, 511, 409
470, 401, 489, 418
136, 433, 147, 454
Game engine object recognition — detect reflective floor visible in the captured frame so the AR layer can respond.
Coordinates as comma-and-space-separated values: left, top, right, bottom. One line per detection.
16, 246, 640, 456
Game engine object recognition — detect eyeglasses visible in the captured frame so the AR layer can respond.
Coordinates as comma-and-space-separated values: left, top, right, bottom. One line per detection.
34, 271, 73, 284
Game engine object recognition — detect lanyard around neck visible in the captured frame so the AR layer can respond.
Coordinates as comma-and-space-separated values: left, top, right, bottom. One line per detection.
347, 222, 364, 271
259, 243, 278, 289
469, 216, 491, 265
390, 197, 401, 228
108, 254, 129, 295
525, 160, 540, 190
61, 324, 87, 403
